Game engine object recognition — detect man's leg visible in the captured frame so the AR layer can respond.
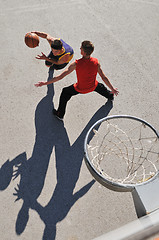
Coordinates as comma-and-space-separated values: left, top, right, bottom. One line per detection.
53, 85, 79, 119
45, 51, 54, 67
94, 83, 114, 100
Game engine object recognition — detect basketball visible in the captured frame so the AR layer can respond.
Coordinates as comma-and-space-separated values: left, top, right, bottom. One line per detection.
25, 32, 39, 48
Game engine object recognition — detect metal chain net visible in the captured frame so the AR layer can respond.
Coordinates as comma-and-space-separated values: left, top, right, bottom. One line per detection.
87, 118, 159, 185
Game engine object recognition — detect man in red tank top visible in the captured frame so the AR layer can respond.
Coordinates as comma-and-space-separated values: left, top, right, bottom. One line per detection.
35, 41, 119, 120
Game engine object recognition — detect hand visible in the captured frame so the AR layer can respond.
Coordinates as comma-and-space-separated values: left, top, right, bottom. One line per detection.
13, 184, 23, 201
111, 88, 119, 96
34, 82, 46, 87
13, 163, 22, 180
35, 52, 47, 60
31, 31, 39, 36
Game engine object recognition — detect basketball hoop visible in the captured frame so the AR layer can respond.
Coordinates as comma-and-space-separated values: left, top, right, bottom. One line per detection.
84, 115, 159, 192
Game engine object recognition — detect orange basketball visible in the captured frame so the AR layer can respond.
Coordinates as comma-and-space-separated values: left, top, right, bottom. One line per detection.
25, 32, 39, 48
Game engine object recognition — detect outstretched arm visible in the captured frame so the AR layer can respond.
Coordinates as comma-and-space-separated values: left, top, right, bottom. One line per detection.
31, 31, 55, 45
98, 63, 119, 96
35, 52, 71, 65
35, 62, 76, 87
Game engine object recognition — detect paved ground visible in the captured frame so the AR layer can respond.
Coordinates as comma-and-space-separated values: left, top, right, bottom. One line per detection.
0, 0, 159, 239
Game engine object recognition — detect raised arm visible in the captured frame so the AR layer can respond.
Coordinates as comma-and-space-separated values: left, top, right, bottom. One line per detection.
97, 63, 119, 96
31, 31, 55, 45
35, 61, 76, 87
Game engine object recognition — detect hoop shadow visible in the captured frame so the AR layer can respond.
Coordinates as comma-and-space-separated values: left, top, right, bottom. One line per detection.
0, 69, 113, 240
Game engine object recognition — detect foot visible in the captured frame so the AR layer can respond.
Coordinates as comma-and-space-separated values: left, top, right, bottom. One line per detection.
52, 109, 63, 121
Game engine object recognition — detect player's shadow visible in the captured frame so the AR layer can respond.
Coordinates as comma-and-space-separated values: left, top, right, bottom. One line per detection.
0, 69, 113, 240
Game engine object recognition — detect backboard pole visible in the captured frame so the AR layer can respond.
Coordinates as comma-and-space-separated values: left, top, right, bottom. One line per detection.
92, 208, 159, 240
132, 174, 159, 218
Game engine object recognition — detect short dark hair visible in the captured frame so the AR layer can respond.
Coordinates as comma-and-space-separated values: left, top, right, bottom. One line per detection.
51, 39, 63, 50
81, 41, 94, 55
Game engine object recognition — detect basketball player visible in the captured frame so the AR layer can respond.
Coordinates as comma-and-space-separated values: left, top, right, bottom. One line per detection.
35, 41, 119, 120
31, 31, 74, 70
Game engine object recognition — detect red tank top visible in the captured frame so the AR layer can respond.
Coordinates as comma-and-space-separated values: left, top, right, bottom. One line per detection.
74, 57, 98, 93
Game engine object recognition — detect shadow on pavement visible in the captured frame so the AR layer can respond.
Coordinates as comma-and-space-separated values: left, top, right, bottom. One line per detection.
0, 69, 113, 239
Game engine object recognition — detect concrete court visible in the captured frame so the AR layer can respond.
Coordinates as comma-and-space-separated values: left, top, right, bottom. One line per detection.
0, 0, 159, 239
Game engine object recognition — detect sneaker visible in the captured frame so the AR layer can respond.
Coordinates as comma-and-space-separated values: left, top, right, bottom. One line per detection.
52, 109, 63, 121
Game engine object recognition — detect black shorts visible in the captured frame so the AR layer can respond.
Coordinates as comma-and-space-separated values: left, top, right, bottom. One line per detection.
45, 51, 68, 70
